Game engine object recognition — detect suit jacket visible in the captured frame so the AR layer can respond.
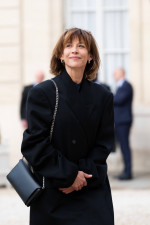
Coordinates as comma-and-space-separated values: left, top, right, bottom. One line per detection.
114, 80, 133, 125
21, 70, 114, 225
101, 83, 111, 92
20, 84, 33, 119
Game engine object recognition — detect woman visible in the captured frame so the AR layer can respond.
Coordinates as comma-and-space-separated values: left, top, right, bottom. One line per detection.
21, 28, 115, 225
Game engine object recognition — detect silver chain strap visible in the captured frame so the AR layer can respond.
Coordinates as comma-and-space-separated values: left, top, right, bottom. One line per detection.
42, 79, 59, 189
49, 79, 59, 142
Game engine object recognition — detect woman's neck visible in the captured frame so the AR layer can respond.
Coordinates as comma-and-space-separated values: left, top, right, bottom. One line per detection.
65, 67, 84, 84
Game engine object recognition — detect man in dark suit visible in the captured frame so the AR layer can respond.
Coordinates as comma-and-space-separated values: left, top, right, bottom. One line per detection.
93, 76, 111, 92
20, 71, 44, 129
113, 68, 133, 180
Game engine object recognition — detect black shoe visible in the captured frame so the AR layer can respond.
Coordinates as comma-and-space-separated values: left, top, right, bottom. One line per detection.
115, 172, 133, 180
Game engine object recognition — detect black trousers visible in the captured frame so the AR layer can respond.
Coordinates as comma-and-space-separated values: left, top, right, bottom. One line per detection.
115, 123, 132, 175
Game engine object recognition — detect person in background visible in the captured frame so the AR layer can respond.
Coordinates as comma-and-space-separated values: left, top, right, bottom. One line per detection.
21, 28, 115, 225
93, 75, 111, 92
101, 83, 111, 92
113, 68, 133, 180
20, 71, 44, 129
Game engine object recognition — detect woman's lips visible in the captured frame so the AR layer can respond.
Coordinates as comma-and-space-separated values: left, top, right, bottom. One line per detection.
69, 56, 81, 59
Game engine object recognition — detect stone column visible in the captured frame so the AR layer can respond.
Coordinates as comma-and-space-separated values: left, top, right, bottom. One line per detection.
129, 0, 150, 173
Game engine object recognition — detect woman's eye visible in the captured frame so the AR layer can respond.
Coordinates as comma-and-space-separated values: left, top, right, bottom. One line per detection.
66, 44, 71, 47
79, 45, 85, 48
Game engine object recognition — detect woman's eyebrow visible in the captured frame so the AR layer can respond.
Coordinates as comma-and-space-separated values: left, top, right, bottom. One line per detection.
65, 39, 86, 44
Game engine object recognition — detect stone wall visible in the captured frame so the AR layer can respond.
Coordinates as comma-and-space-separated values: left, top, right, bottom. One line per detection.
0, 0, 63, 167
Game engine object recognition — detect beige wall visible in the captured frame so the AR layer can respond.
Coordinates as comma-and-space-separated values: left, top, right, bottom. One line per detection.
129, 0, 150, 154
22, 0, 63, 84
127, 0, 150, 173
142, 0, 150, 104
0, 0, 64, 167
0, 0, 21, 167
130, 0, 150, 105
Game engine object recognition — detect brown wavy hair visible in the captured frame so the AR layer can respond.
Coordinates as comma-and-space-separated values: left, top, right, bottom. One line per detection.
50, 28, 100, 81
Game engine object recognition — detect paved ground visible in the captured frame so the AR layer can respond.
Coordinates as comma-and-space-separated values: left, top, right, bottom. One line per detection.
1, 174, 150, 225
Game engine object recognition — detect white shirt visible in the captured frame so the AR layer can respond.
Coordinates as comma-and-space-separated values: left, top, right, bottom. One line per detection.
116, 78, 126, 88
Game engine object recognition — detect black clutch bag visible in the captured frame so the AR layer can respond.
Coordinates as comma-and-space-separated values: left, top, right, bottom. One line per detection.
7, 159, 44, 206
6, 79, 59, 207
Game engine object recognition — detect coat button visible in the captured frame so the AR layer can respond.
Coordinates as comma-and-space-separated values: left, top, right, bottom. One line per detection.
72, 139, 76, 144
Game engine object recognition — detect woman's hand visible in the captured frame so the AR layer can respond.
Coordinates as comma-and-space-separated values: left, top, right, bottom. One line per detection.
59, 186, 74, 194
72, 171, 92, 191
59, 171, 92, 194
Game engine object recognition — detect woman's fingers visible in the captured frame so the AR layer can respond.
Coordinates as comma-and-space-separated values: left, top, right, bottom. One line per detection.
72, 171, 91, 191
60, 171, 92, 193
72, 183, 81, 191
83, 173, 93, 179
77, 185, 82, 191
59, 187, 74, 194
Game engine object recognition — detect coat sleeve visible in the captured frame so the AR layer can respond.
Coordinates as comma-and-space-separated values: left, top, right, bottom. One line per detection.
21, 86, 78, 188
114, 84, 132, 106
20, 87, 28, 119
78, 93, 114, 188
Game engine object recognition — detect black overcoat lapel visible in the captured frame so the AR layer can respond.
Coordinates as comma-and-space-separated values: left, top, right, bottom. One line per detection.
55, 70, 94, 145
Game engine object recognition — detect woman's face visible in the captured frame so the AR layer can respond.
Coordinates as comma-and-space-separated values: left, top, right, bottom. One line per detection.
60, 38, 92, 71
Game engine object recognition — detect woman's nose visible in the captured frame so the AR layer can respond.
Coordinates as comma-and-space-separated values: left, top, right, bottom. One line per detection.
71, 45, 78, 53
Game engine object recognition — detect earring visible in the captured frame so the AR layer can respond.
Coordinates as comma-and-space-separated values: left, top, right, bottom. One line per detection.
61, 59, 64, 63
88, 60, 91, 64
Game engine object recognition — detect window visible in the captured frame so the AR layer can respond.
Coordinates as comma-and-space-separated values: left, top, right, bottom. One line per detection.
64, 0, 98, 37
64, 0, 129, 90
102, 0, 129, 88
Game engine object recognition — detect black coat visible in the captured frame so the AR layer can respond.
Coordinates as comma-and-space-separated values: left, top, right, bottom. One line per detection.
114, 80, 133, 125
21, 70, 115, 225
20, 84, 33, 119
